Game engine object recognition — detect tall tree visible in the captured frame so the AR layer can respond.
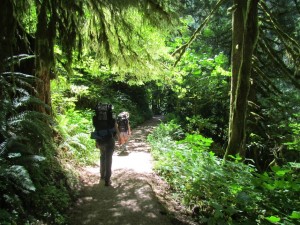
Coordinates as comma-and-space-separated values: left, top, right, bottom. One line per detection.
1, 0, 177, 113
170, 0, 261, 159
35, 0, 57, 113
224, 0, 259, 158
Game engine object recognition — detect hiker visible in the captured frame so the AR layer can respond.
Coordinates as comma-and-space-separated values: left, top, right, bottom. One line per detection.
117, 111, 131, 151
91, 103, 117, 186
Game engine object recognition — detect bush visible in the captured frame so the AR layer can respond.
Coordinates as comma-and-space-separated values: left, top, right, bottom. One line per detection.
148, 122, 300, 225
54, 109, 98, 165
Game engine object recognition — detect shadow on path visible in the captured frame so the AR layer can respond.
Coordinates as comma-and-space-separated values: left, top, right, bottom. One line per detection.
68, 116, 195, 225
68, 116, 179, 225
68, 169, 172, 225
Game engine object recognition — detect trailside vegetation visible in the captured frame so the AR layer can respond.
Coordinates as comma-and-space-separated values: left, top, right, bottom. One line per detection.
147, 0, 300, 224
0, 0, 177, 223
1, 0, 300, 224
148, 122, 300, 224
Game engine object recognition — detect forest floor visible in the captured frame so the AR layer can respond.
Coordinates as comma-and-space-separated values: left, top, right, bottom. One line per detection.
67, 116, 197, 225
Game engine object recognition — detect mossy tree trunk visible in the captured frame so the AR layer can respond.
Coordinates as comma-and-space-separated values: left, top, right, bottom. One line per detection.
224, 0, 259, 159
35, 0, 56, 114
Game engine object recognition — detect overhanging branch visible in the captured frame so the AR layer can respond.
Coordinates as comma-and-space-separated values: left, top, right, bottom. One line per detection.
171, 0, 228, 67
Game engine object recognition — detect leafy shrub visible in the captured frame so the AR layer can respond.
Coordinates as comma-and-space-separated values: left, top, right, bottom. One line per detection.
185, 115, 216, 135
253, 164, 300, 225
148, 119, 185, 142
148, 122, 300, 225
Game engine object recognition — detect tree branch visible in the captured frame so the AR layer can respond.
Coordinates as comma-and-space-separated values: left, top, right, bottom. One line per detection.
171, 0, 228, 67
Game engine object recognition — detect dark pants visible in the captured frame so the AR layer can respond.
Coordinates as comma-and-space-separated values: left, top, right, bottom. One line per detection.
97, 137, 115, 182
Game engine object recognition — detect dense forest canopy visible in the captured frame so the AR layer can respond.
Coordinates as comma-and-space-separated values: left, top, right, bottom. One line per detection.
1, 0, 300, 224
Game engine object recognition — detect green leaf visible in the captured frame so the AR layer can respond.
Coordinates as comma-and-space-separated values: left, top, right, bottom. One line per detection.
6, 165, 36, 192
271, 165, 280, 172
290, 211, 300, 219
270, 166, 291, 177
263, 183, 276, 190
265, 216, 281, 223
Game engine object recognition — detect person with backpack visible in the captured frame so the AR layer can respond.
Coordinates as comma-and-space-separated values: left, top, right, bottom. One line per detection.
91, 103, 117, 186
116, 111, 131, 152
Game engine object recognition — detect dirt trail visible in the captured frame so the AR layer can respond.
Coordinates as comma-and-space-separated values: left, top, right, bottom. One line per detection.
68, 116, 195, 225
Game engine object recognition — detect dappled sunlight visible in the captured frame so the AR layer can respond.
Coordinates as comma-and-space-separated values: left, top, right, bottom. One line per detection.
68, 170, 171, 225
68, 116, 174, 225
112, 152, 153, 173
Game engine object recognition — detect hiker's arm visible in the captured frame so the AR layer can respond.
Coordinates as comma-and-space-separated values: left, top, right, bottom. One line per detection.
128, 122, 131, 135
115, 122, 120, 138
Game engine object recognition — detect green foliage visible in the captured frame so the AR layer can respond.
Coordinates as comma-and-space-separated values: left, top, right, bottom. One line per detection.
284, 113, 300, 152
0, 69, 50, 222
51, 64, 154, 166
148, 122, 300, 225
54, 109, 98, 165
163, 49, 230, 145
247, 90, 300, 170
0, 58, 74, 224
162, 15, 231, 144
164, 4, 300, 170
2, 1, 299, 225
253, 165, 300, 225
185, 115, 216, 134
51, 75, 79, 114
147, 119, 185, 143
79, 0, 178, 82
29, 183, 71, 224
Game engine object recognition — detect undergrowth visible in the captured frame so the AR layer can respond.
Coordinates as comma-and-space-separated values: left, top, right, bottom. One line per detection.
0, 63, 76, 224
51, 75, 153, 166
148, 120, 300, 225
54, 109, 98, 165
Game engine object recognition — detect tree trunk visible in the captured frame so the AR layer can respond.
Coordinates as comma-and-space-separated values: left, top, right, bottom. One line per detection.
35, 0, 56, 114
224, 0, 259, 159
0, 0, 15, 73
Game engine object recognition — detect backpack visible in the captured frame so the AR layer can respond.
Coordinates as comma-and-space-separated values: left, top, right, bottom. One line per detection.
117, 112, 129, 132
91, 103, 116, 140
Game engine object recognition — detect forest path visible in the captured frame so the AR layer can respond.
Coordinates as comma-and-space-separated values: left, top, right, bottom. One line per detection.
68, 116, 194, 225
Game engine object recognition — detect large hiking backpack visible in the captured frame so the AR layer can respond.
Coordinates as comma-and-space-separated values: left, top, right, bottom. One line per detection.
91, 103, 115, 140
117, 112, 129, 132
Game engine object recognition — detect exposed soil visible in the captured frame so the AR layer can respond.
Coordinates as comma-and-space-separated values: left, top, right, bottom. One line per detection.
68, 116, 197, 225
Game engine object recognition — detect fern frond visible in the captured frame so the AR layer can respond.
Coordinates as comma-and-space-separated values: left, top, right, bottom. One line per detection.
8, 110, 51, 123
20, 119, 51, 139
14, 87, 30, 96
2, 72, 36, 80
1, 72, 38, 96
67, 137, 87, 150
0, 140, 8, 156
14, 81, 38, 96
58, 133, 89, 152
5, 165, 36, 193
9, 154, 46, 166
4, 136, 32, 155
5, 54, 35, 67
12, 96, 50, 111
6, 113, 52, 155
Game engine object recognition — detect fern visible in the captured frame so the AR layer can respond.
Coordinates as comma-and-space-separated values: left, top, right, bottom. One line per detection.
5, 54, 35, 67
5, 165, 36, 193
0, 140, 8, 156
58, 131, 89, 156
54, 111, 97, 164
0, 54, 57, 223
